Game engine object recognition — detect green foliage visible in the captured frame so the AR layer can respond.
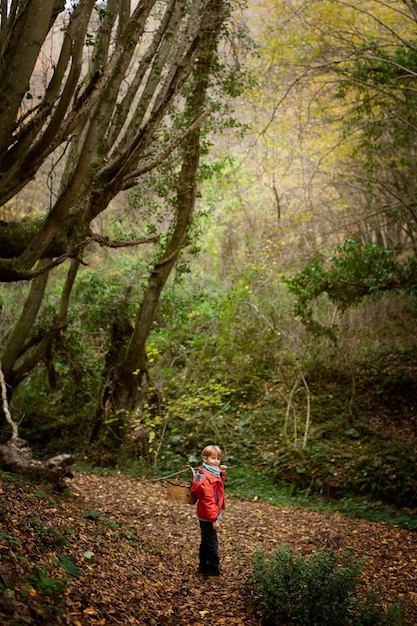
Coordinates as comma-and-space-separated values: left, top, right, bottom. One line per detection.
12, 257, 146, 455
83, 509, 101, 520
162, 380, 236, 421
8, 232, 417, 530
284, 239, 417, 335
74, 260, 142, 331
334, 36, 417, 247
335, 39, 417, 170
346, 446, 415, 506
224, 464, 417, 530
26, 516, 70, 548
29, 568, 68, 604
266, 439, 416, 509
56, 553, 80, 578
246, 545, 409, 625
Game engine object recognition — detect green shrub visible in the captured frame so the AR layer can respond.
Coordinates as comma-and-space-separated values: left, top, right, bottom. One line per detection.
245, 545, 408, 625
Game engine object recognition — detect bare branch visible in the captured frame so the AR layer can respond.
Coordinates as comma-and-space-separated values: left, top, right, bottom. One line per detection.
0, 232, 160, 282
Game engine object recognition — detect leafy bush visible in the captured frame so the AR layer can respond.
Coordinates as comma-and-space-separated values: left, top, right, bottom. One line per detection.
284, 239, 417, 336
245, 545, 408, 625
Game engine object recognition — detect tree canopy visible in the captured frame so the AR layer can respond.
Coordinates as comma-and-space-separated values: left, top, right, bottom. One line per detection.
0, 0, 251, 451
0, 0, 236, 282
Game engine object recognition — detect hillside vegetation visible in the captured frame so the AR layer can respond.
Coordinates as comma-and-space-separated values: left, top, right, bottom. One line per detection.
12, 272, 417, 530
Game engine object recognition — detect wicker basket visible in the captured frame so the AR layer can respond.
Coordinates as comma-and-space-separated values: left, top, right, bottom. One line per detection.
166, 465, 197, 505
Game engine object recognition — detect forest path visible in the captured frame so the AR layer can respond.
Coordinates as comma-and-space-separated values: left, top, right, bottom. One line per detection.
68, 471, 417, 625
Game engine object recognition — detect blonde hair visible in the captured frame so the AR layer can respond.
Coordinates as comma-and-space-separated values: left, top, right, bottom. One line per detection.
202, 444, 222, 459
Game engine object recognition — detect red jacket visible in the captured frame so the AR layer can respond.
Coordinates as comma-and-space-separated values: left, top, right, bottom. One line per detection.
191, 466, 226, 522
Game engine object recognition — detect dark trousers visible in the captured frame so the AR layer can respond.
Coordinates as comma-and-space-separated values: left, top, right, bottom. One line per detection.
198, 520, 220, 576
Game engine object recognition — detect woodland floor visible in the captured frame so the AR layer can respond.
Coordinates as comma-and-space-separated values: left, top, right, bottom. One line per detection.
1, 470, 417, 625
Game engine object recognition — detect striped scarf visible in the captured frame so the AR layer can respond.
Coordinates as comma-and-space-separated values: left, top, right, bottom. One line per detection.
202, 462, 221, 478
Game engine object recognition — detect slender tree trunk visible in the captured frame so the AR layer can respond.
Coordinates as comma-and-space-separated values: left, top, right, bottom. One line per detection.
89, 141, 199, 447
10, 259, 80, 389
0, 259, 80, 435
1, 260, 50, 382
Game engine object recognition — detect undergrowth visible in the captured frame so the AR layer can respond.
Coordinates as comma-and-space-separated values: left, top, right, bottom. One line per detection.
245, 544, 410, 625
224, 466, 417, 530
17, 295, 417, 532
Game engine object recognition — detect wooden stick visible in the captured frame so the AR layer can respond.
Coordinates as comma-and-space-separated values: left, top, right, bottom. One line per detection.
155, 467, 194, 481
155, 465, 236, 481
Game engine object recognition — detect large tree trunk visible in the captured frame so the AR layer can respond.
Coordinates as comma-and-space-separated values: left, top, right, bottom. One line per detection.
88, 153, 199, 451
0, 0, 226, 282
89, 0, 225, 452
1, 0, 232, 463
88, 287, 133, 446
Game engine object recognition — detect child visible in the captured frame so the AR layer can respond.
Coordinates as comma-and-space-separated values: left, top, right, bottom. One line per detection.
191, 444, 227, 579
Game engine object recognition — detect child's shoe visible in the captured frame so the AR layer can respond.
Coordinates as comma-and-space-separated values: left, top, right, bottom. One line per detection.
206, 574, 222, 583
